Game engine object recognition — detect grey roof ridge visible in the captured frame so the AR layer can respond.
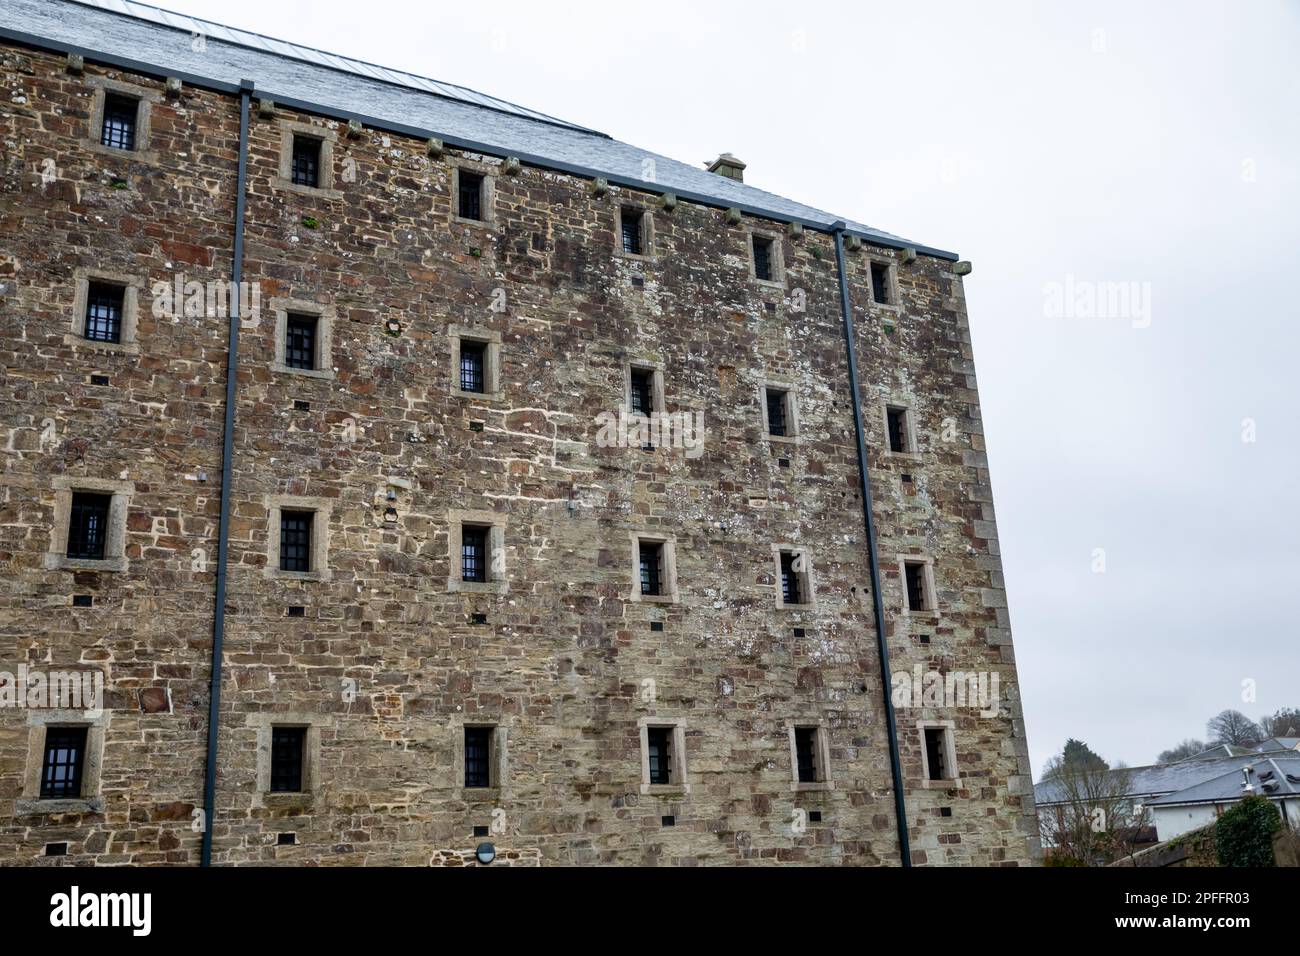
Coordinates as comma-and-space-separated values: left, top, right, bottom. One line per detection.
3, 0, 960, 260
65, 0, 605, 136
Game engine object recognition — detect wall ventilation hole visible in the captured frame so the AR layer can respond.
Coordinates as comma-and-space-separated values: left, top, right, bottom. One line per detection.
473, 825, 489, 837
72, 595, 93, 608
45, 843, 68, 857
287, 606, 305, 617
661, 815, 675, 827
277, 832, 296, 845
650, 621, 664, 632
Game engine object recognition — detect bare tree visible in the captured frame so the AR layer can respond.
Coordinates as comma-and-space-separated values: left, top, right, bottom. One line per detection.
1156, 739, 1205, 763
1038, 755, 1148, 865
1207, 710, 1262, 748
1259, 708, 1300, 739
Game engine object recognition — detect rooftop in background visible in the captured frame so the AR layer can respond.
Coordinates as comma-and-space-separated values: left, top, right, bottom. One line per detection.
1256, 737, 1300, 752
1146, 756, 1300, 808
0, 0, 957, 259
1177, 743, 1254, 761
1033, 744, 1300, 806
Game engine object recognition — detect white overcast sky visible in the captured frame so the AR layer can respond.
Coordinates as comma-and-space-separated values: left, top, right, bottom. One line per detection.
152, 0, 1299, 775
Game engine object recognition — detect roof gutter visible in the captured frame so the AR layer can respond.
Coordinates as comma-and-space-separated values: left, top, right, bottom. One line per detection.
0, 25, 959, 261
832, 223, 912, 867
200, 78, 252, 868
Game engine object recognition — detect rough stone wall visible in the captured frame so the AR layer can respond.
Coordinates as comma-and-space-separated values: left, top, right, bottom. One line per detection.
0, 44, 1039, 866
0, 47, 237, 864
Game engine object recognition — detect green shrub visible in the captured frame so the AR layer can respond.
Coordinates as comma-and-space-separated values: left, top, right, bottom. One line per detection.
1216, 795, 1281, 867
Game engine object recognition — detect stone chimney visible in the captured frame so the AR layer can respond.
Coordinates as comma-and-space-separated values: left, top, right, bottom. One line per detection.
706, 153, 746, 183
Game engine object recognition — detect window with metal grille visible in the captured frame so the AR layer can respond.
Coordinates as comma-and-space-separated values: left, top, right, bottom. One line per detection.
459, 340, 486, 393
458, 170, 484, 220
924, 727, 949, 781
461, 525, 488, 583
639, 541, 663, 596
464, 726, 492, 788
620, 207, 644, 255
291, 135, 321, 188
753, 236, 774, 281
84, 282, 125, 343
780, 551, 803, 605
270, 726, 306, 792
647, 727, 672, 785
630, 368, 654, 416
904, 561, 927, 612
40, 726, 88, 799
766, 388, 788, 437
887, 406, 909, 453
67, 492, 112, 560
100, 93, 138, 150
279, 511, 313, 573
284, 313, 318, 370
871, 262, 892, 304
795, 727, 819, 783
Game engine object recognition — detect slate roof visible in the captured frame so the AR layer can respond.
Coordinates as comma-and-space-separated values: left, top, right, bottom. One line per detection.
1179, 744, 1251, 761
1146, 756, 1300, 808
1257, 737, 1300, 752
1033, 751, 1295, 806
0, 0, 958, 259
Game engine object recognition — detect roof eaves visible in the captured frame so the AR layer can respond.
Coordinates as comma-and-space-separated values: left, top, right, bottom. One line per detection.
0, 11, 960, 261
67, 0, 607, 136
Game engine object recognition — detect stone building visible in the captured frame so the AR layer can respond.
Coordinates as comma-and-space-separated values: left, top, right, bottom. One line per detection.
0, 0, 1040, 865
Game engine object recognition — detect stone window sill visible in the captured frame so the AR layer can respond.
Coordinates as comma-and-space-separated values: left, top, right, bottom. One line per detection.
83, 140, 158, 165
792, 781, 834, 793
451, 388, 504, 403
920, 777, 962, 791
265, 569, 332, 583
271, 177, 343, 201
45, 555, 127, 573
271, 363, 335, 381
459, 787, 502, 802
63, 335, 140, 355
16, 797, 104, 816
614, 250, 656, 265
641, 783, 690, 797
264, 792, 315, 810
448, 579, 507, 595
